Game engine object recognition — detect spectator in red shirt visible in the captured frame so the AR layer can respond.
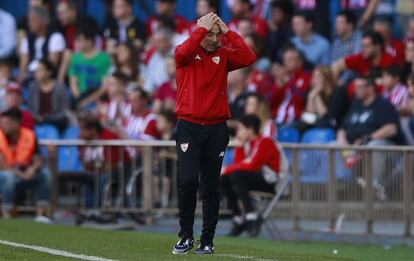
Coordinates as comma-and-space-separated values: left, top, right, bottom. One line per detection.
115, 88, 160, 140
243, 33, 273, 101
153, 56, 177, 114
3, 82, 35, 130
56, 0, 79, 51
270, 46, 311, 125
228, 0, 268, 39
381, 65, 410, 112
332, 31, 398, 80
221, 114, 288, 237
146, 0, 189, 38
98, 71, 131, 126
373, 19, 405, 66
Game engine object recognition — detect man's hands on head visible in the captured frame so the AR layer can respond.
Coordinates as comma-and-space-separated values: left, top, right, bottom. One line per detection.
197, 13, 229, 34
197, 12, 218, 31
215, 16, 229, 34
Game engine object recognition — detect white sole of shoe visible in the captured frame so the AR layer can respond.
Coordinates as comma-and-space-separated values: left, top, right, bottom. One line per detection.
172, 249, 190, 255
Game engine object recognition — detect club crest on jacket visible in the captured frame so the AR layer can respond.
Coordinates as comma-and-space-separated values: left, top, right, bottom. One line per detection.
212, 56, 220, 64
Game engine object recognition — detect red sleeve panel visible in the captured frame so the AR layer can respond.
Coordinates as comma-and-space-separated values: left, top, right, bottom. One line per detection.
344, 53, 368, 76
224, 31, 257, 72
174, 28, 208, 67
223, 138, 281, 175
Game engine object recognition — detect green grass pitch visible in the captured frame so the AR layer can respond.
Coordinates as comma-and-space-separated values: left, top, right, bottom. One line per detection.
0, 219, 413, 261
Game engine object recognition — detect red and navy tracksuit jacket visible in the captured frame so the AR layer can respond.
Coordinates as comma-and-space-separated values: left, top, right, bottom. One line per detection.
174, 27, 256, 125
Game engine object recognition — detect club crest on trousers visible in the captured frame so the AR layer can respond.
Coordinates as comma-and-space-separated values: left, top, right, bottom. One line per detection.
180, 143, 189, 152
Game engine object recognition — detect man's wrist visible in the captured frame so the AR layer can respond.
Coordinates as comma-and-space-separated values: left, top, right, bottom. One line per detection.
196, 27, 208, 34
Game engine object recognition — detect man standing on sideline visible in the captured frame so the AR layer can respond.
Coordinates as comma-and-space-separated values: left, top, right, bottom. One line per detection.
172, 12, 256, 255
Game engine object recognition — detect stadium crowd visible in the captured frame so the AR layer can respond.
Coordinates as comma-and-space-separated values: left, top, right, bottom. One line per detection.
1, 0, 414, 225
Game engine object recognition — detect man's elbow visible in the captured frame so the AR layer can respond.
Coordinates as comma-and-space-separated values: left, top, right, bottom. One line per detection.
388, 124, 398, 137
237, 52, 256, 68
246, 52, 257, 66
173, 49, 186, 66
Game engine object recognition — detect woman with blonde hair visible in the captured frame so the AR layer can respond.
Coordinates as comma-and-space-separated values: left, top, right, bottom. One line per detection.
245, 93, 276, 137
301, 66, 335, 127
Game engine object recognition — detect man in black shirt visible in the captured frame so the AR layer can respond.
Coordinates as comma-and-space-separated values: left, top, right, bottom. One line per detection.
336, 77, 403, 193
103, 0, 146, 53
338, 77, 403, 145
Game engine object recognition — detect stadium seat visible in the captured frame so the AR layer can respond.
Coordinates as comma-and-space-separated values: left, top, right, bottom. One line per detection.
222, 148, 234, 167
35, 124, 60, 140
276, 127, 300, 165
56, 125, 88, 211
57, 125, 82, 172
34, 124, 60, 160
299, 128, 336, 184
276, 127, 300, 143
301, 128, 336, 144
63, 125, 80, 139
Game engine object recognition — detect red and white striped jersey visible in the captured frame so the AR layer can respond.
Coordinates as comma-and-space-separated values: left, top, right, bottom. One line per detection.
382, 83, 409, 108
122, 111, 160, 140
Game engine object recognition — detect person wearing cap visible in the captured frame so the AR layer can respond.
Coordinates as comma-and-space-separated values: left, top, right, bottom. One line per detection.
172, 12, 256, 255
0, 108, 51, 223
4, 82, 35, 130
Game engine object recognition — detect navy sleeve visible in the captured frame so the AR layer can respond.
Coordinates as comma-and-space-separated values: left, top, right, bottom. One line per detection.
376, 99, 399, 127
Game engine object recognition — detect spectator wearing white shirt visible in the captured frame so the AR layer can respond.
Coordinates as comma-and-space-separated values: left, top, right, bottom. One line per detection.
18, 7, 65, 83
143, 27, 173, 94
122, 88, 160, 140
0, 9, 16, 60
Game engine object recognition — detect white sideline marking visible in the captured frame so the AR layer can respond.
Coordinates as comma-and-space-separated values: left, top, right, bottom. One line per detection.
0, 239, 118, 261
217, 253, 277, 261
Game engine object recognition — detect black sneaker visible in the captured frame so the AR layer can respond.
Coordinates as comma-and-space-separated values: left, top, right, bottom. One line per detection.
195, 242, 215, 255
172, 237, 194, 254
227, 223, 246, 237
247, 216, 263, 237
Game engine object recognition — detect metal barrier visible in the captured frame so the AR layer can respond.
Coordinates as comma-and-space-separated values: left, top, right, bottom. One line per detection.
38, 140, 414, 236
